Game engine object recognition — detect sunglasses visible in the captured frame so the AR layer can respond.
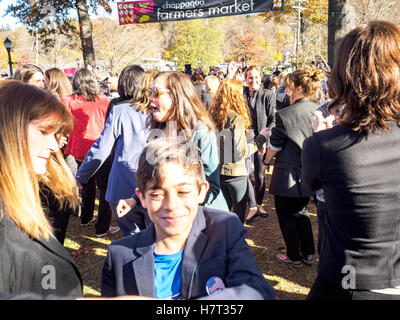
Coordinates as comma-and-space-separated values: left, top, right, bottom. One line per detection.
148, 87, 170, 98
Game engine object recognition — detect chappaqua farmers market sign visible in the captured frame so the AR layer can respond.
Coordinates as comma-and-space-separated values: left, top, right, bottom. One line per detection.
117, 0, 285, 24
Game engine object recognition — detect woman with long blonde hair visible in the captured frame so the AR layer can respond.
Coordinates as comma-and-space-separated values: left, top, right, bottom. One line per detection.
208, 79, 269, 222
0, 80, 82, 298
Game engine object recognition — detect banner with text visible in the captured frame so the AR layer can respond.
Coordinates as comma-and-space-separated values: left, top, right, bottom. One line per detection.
117, 0, 284, 24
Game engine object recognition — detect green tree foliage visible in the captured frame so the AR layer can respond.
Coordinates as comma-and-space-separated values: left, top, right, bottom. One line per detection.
167, 19, 224, 71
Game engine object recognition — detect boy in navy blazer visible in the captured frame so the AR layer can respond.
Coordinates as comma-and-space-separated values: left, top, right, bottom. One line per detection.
101, 138, 275, 300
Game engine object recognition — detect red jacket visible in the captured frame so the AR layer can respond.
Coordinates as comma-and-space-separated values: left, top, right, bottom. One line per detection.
63, 94, 110, 162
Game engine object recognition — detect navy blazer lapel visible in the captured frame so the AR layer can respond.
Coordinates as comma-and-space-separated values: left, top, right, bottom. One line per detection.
181, 207, 208, 299
131, 225, 156, 298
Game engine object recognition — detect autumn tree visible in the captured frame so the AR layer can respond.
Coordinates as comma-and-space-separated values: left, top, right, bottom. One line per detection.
92, 18, 163, 75
260, 0, 328, 67
225, 16, 270, 65
6, 0, 113, 69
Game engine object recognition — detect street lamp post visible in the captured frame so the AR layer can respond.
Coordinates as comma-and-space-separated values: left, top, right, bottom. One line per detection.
292, 0, 308, 69
3, 37, 13, 77
174, 56, 177, 70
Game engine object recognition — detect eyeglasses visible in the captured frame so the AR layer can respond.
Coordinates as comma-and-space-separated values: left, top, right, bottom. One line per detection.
148, 87, 170, 98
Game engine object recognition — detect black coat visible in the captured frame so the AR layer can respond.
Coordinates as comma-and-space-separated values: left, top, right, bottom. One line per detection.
302, 122, 400, 290
269, 98, 318, 198
0, 215, 83, 298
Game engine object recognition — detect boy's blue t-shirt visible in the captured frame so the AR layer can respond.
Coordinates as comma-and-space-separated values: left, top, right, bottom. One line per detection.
154, 249, 184, 300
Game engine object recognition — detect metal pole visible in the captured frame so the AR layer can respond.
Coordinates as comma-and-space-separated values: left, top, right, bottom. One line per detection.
7, 49, 13, 77
36, 31, 39, 66
296, 6, 301, 69
292, 0, 308, 69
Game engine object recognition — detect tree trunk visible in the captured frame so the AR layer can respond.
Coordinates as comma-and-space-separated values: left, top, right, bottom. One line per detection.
328, 0, 348, 67
76, 0, 96, 69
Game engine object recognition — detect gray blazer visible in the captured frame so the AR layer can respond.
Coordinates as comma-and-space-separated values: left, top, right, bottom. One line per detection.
101, 206, 275, 300
269, 98, 318, 198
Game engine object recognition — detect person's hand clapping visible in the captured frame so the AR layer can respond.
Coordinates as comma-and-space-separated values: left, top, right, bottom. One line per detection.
311, 110, 335, 132
259, 127, 270, 138
116, 198, 137, 217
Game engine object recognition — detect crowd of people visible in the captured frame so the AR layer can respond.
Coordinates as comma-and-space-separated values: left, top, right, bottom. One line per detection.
1, 20, 400, 300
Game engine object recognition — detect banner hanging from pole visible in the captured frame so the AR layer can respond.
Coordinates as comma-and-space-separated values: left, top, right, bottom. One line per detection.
117, 0, 285, 25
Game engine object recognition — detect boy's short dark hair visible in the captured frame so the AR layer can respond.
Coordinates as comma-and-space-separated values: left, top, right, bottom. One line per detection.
136, 138, 205, 194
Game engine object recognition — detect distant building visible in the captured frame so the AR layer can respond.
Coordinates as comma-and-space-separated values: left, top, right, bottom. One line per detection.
140, 58, 174, 71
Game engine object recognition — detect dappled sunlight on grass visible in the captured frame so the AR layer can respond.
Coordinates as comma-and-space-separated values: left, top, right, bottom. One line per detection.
93, 247, 108, 257
263, 274, 309, 296
245, 238, 267, 250
82, 235, 112, 245
84, 285, 101, 297
64, 238, 81, 251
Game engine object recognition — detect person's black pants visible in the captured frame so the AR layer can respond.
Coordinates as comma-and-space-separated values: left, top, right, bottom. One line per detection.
316, 199, 327, 256
307, 276, 400, 300
274, 195, 315, 261
40, 184, 74, 245
253, 152, 266, 205
77, 157, 112, 234
220, 175, 248, 223
64, 154, 79, 216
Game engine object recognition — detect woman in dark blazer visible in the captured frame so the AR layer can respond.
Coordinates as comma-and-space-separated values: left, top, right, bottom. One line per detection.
0, 81, 82, 298
303, 21, 400, 300
264, 65, 325, 267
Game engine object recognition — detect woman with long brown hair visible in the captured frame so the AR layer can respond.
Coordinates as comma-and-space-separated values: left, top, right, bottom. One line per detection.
148, 71, 229, 210
303, 21, 400, 300
45, 67, 73, 100
0, 81, 82, 298
208, 78, 269, 222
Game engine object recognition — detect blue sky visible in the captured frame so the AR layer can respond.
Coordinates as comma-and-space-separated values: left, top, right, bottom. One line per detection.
0, 0, 21, 28
0, 0, 119, 29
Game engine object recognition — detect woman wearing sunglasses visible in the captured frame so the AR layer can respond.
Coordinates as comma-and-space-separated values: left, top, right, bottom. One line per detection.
117, 71, 229, 216
148, 71, 229, 211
